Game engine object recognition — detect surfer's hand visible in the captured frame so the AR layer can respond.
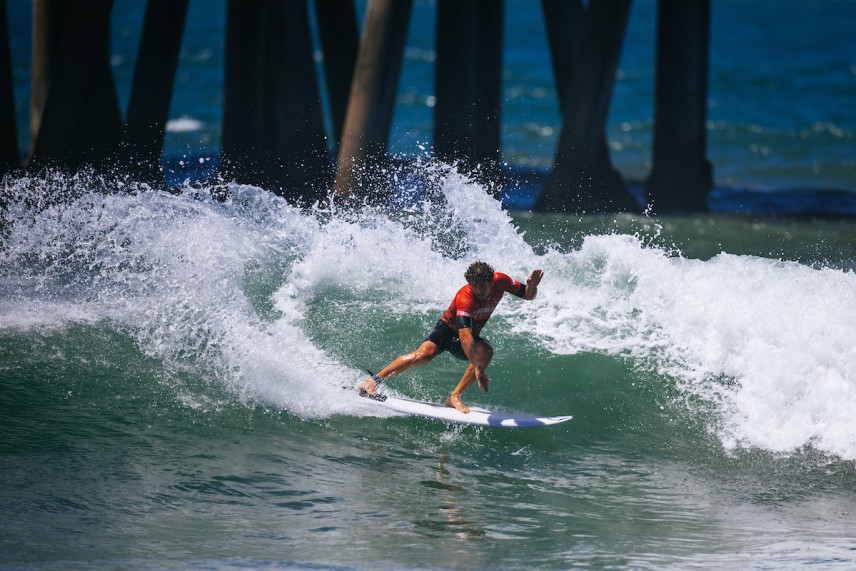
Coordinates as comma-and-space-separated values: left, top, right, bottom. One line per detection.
476, 368, 490, 393
524, 269, 543, 300
527, 269, 544, 287
358, 377, 378, 395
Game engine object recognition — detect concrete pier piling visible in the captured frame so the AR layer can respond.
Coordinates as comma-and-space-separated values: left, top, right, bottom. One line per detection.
333, 0, 412, 199
28, 0, 122, 171
2, 0, 715, 213
535, 0, 638, 213
122, 0, 189, 184
314, 0, 359, 150
645, 0, 712, 213
434, 0, 504, 182
222, 0, 328, 203
0, 0, 17, 173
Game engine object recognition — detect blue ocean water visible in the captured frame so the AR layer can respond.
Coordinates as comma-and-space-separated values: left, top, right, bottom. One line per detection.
3, 3, 856, 570
2, 170, 856, 570
5, 0, 856, 212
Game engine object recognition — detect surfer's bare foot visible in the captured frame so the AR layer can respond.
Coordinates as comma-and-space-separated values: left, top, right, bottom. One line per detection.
358, 377, 378, 395
445, 394, 470, 414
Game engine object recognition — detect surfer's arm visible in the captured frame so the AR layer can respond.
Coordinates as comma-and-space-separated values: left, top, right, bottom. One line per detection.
456, 323, 490, 390
458, 325, 478, 366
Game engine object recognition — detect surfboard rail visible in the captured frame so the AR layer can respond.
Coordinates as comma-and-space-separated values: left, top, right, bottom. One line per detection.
360, 392, 572, 428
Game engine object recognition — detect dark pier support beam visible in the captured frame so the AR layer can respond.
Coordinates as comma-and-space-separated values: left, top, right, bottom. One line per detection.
0, 0, 18, 174
122, 0, 189, 185
222, 0, 328, 204
434, 0, 478, 169
333, 0, 413, 199
28, 0, 48, 160
434, 0, 504, 181
644, 0, 712, 212
314, 0, 359, 150
28, 0, 123, 171
541, 0, 583, 117
474, 0, 504, 179
535, 0, 638, 214
543, 0, 623, 212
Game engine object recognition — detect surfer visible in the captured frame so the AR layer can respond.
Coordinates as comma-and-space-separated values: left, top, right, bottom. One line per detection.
359, 261, 543, 413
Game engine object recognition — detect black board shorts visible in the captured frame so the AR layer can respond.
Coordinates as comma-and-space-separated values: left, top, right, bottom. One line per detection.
425, 320, 480, 361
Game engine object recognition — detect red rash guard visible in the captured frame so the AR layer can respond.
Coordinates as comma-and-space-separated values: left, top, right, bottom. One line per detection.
440, 272, 526, 335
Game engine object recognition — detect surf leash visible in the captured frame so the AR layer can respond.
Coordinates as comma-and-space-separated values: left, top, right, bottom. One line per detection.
365, 369, 384, 385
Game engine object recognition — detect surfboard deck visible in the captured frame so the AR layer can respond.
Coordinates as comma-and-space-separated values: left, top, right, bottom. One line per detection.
359, 391, 572, 428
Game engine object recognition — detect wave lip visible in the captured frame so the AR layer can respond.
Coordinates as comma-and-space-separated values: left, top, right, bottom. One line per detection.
520, 232, 856, 459
2, 167, 855, 460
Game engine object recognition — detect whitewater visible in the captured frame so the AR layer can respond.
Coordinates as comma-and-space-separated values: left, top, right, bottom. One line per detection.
2, 166, 854, 461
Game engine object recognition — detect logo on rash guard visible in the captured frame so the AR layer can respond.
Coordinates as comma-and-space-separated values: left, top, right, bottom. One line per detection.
474, 305, 497, 317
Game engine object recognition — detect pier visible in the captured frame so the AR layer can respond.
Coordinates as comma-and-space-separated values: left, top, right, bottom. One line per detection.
1, 0, 713, 214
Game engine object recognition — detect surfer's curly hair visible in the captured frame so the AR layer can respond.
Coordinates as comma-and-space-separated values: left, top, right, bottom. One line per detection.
465, 261, 495, 284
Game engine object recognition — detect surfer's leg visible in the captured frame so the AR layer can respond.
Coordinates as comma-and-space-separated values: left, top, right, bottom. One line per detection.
445, 365, 476, 413
381, 340, 441, 377
359, 340, 441, 394
445, 339, 493, 413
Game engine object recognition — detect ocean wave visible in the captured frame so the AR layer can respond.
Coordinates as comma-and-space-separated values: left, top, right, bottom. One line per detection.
2, 166, 854, 460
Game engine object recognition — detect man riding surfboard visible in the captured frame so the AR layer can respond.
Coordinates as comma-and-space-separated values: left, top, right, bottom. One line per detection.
359, 261, 544, 413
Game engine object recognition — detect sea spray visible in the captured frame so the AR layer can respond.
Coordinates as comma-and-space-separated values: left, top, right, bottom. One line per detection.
516, 233, 856, 459
1, 173, 351, 416
2, 167, 855, 460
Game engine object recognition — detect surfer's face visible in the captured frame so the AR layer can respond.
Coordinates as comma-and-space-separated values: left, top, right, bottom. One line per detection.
471, 279, 492, 302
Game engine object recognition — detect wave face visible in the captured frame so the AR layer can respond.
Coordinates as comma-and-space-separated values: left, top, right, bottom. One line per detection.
3, 168, 854, 457
2, 168, 856, 569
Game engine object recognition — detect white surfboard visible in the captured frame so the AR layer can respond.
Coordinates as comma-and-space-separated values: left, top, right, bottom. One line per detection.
361, 392, 572, 428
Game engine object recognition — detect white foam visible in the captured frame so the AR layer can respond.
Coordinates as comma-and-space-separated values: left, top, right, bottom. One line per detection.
2, 169, 855, 458
165, 115, 204, 133
514, 233, 856, 460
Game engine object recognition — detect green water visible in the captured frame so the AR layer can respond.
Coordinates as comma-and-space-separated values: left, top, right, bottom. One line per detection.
2, 175, 856, 569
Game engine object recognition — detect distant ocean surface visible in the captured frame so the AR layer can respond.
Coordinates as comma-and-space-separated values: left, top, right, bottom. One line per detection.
5, 0, 856, 213
3, 2, 856, 571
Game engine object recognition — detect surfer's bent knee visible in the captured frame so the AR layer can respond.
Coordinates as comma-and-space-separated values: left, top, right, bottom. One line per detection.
415, 341, 440, 362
